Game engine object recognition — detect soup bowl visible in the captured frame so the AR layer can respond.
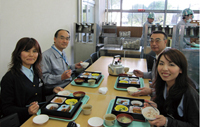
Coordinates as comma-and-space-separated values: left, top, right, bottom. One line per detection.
73, 91, 86, 98
116, 113, 134, 127
74, 78, 85, 85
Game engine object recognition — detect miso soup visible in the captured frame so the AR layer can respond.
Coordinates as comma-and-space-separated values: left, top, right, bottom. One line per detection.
118, 116, 131, 123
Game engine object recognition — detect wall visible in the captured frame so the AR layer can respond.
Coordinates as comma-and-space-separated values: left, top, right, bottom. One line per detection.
0, 0, 77, 79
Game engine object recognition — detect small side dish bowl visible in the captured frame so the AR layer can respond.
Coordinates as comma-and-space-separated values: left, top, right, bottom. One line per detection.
73, 91, 86, 98
127, 87, 139, 95
57, 90, 71, 96
80, 62, 89, 68
33, 114, 49, 125
74, 78, 85, 85
142, 107, 160, 120
88, 79, 96, 86
131, 100, 143, 106
116, 113, 134, 127
46, 103, 59, 110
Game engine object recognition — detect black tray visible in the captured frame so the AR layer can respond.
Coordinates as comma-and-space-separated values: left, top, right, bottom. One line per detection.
111, 96, 145, 121
41, 95, 82, 118
117, 76, 140, 88
77, 71, 102, 83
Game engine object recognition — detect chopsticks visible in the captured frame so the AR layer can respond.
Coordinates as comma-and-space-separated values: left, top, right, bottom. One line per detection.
25, 102, 46, 107
147, 102, 158, 112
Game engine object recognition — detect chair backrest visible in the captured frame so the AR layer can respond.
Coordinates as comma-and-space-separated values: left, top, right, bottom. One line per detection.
90, 52, 98, 63
0, 113, 20, 127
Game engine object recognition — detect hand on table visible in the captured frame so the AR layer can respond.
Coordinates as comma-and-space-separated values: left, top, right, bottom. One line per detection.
28, 101, 39, 115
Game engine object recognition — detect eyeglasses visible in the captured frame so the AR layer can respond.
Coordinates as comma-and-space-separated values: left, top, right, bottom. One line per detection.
150, 38, 165, 43
59, 36, 70, 41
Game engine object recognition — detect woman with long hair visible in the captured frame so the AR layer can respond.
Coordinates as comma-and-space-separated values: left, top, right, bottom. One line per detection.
146, 48, 199, 127
0, 37, 63, 125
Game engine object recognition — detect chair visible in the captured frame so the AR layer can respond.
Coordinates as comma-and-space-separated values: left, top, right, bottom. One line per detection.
0, 113, 20, 127
90, 52, 98, 63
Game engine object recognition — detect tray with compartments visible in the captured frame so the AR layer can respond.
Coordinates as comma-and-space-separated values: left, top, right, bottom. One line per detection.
111, 96, 145, 121
117, 76, 141, 88
77, 71, 102, 83
41, 95, 82, 118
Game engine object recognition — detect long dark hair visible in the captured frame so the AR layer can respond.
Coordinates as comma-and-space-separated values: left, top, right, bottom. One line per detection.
9, 37, 42, 78
153, 48, 192, 116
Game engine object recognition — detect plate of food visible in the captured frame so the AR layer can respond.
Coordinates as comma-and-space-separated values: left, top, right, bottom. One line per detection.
51, 97, 66, 104
116, 98, 130, 105
46, 103, 59, 110
129, 106, 142, 114
131, 100, 143, 106
57, 104, 74, 112
119, 80, 129, 84
65, 99, 78, 105
114, 105, 128, 112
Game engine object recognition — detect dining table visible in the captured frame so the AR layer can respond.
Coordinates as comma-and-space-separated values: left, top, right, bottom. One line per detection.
21, 56, 151, 127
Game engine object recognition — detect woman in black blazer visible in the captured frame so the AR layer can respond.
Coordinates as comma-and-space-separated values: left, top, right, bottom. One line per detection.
0, 37, 63, 125
145, 48, 199, 127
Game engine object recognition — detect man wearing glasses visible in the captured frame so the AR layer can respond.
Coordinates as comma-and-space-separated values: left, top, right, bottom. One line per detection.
41, 29, 83, 90
133, 31, 168, 96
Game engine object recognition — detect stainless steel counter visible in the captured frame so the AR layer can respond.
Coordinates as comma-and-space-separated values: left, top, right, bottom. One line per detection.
99, 46, 142, 58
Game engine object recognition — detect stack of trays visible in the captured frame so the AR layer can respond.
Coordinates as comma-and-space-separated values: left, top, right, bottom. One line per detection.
41, 95, 82, 118
117, 76, 140, 88
77, 71, 102, 83
111, 96, 145, 121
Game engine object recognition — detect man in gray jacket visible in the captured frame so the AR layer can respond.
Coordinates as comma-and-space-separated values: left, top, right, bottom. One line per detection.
133, 31, 168, 96
41, 29, 83, 88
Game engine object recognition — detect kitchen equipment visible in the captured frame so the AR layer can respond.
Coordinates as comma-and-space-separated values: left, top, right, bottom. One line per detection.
108, 55, 124, 76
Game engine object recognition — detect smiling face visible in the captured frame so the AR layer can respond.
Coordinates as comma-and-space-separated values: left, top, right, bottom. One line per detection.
150, 33, 167, 55
157, 55, 182, 87
20, 46, 38, 68
54, 30, 70, 51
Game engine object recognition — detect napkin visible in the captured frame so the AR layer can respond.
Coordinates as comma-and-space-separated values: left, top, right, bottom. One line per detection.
98, 87, 108, 94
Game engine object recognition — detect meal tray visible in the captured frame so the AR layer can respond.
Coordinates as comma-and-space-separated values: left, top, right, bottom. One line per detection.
71, 75, 104, 88
117, 76, 141, 88
37, 94, 90, 122
114, 77, 144, 91
111, 96, 145, 121
41, 95, 82, 118
103, 99, 150, 127
77, 71, 102, 83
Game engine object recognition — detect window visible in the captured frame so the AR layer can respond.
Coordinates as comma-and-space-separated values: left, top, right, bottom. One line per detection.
105, 0, 200, 26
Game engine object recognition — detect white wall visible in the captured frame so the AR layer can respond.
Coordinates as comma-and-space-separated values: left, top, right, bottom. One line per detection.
0, 0, 77, 79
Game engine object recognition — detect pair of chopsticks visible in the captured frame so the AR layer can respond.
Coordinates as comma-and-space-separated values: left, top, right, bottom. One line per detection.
147, 102, 158, 112
25, 102, 46, 107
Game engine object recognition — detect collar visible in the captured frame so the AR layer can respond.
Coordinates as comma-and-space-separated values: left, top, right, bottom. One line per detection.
156, 47, 168, 60
21, 65, 33, 72
51, 44, 64, 59
53, 44, 63, 55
